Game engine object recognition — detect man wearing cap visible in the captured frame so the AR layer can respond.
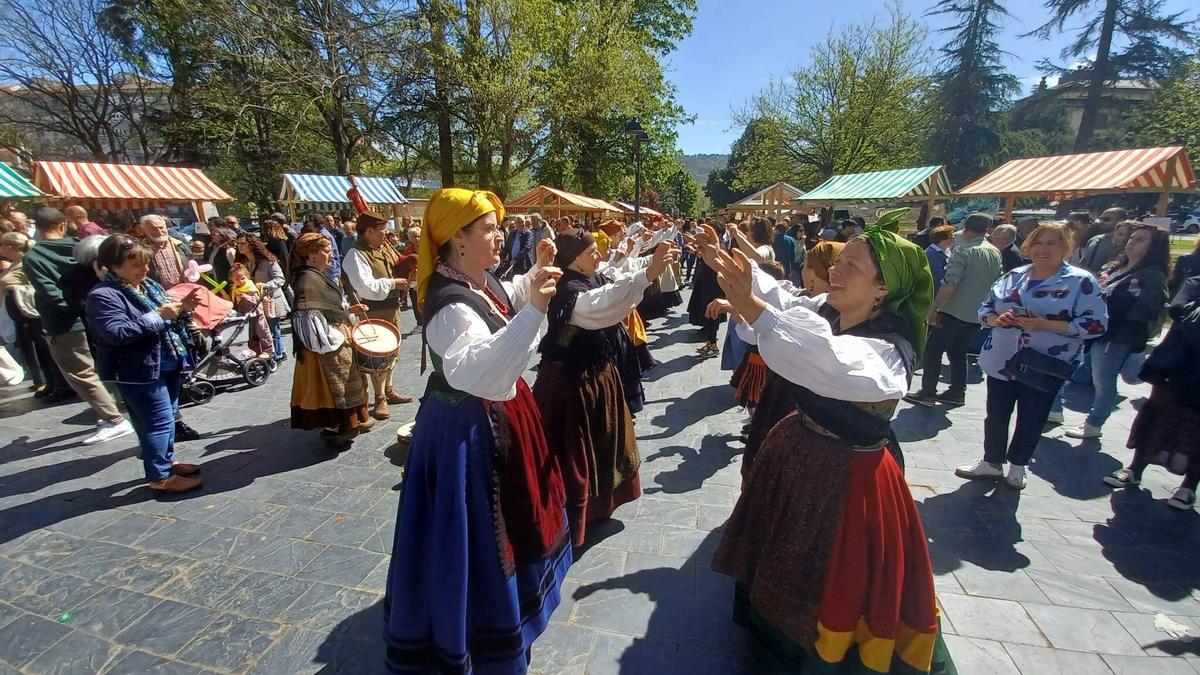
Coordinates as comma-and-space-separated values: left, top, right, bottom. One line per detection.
907, 213, 1003, 407
341, 212, 413, 419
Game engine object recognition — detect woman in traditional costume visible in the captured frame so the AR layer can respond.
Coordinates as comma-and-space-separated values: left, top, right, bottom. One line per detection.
741, 240, 844, 474
533, 228, 677, 549
706, 219, 955, 674
686, 220, 727, 357
289, 233, 372, 450
384, 189, 571, 674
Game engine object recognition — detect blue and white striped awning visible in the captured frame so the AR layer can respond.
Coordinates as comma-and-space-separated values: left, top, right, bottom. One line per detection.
280, 174, 408, 209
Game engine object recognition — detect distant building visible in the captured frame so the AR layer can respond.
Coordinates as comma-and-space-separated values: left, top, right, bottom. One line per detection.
1020, 72, 1157, 136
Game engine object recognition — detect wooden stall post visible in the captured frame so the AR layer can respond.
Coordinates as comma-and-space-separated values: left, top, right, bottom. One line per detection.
1003, 196, 1015, 222
1156, 156, 1179, 217
391, 203, 404, 230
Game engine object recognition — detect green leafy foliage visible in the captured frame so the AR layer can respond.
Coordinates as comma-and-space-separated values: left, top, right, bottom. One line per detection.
733, 5, 938, 190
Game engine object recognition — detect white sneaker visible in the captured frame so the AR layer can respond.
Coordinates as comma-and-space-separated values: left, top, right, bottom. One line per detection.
1065, 423, 1102, 439
955, 459, 1004, 479
83, 419, 135, 445
1045, 411, 1064, 425
1005, 465, 1028, 490
1167, 487, 1196, 511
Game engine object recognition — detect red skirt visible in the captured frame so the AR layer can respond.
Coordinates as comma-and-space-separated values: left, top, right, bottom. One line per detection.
713, 414, 941, 673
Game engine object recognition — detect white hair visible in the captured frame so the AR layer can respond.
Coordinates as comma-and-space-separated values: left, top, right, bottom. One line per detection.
139, 214, 168, 229
72, 235, 106, 265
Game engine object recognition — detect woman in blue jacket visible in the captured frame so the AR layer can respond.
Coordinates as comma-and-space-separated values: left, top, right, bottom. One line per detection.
85, 234, 204, 493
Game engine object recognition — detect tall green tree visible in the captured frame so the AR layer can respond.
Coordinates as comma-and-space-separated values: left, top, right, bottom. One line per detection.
658, 163, 702, 216
704, 119, 774, 207
926, 0, 1020, 184
736, 6, 937, 188
1027, 0, 1197, 151
1127, 57, 1200, 159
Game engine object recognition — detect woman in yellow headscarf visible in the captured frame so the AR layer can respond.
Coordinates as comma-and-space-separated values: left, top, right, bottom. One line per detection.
383, 188, 572, 674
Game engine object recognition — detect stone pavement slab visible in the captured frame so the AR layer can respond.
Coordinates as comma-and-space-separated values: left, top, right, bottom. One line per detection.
1, 291, 1198, 673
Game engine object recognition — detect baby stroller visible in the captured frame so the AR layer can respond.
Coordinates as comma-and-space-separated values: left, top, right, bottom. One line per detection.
181, 291, 273, 405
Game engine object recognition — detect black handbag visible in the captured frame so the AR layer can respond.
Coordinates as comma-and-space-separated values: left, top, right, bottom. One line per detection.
1002, 347, 1076, 393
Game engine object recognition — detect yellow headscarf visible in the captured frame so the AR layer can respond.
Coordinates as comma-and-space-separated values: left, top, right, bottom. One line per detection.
417, 187, 506, 310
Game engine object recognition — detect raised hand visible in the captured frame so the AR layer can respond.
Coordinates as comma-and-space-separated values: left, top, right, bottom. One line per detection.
536, 238, 557, 269
705, 298, 732, 320
529, 265, 561, 313
645, 242, 675, 281
711, 247, 766, 324
694, 224, 721, 264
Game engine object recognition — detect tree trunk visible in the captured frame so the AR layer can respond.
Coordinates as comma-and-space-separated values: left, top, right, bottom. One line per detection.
329, 108, 350, 175
424, 0, 455, 187
1073, 0, 1119, 151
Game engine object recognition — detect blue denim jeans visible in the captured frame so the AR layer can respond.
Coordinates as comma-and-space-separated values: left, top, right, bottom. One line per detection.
1086, 340, 1133, 428
268, 316, 284, 360
117, 356, 182, 482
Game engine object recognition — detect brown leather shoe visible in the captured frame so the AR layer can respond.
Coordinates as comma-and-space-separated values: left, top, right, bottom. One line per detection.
356, 417, 375, 433
385, 390, 413, 405
171, 462, 202, 476
147, 475, 203, 493
372, 400, 391, 420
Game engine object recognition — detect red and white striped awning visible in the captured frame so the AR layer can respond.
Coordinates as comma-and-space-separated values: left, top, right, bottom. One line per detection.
33, 160, 234, 209
956, 146, 1196, 200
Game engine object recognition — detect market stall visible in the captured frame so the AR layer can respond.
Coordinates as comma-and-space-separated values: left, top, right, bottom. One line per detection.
614, 201, 664, 219
955, 146, 1196, 220
279, 173, 409, 224
32, 160, 233, 219
797, 166, 952, 215
727, 182, 806, 218
505, 185, 622, 218
0, 162, 43, 208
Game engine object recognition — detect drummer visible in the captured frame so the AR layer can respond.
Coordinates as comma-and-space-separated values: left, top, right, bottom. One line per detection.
342, 211, 413, 420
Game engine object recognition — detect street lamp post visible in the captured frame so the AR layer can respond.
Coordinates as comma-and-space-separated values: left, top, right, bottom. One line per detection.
624, 119, 649, 223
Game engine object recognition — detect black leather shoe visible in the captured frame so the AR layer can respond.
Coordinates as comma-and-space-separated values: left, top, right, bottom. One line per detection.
175, 421, 202, 441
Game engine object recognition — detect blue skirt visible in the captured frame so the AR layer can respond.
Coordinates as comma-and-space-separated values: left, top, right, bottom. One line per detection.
384, 393, 573, 674
722, 318, 750, 372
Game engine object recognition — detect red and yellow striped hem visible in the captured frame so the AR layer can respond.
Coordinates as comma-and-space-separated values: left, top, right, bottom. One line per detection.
813, 617, 937, 673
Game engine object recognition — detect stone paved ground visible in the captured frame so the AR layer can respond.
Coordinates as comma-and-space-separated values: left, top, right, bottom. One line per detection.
1, 290, 1198, 674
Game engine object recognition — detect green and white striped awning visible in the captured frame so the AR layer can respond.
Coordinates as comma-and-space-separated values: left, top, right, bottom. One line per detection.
0, 162, 42, 200
798, 166, 951, 204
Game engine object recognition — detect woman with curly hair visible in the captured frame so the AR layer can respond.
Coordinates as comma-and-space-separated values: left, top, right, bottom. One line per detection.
236, 232, 290, 362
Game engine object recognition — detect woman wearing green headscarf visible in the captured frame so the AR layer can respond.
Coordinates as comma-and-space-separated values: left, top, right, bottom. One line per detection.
700, 212, 955, 674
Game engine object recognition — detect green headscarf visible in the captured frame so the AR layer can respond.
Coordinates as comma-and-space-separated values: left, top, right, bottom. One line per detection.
860, 208, 934, 357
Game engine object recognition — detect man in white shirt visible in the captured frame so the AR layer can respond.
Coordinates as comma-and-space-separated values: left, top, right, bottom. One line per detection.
342, 212, 413, 418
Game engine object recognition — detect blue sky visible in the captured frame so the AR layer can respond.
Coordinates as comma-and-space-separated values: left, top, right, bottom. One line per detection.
668, 0, 1197, 154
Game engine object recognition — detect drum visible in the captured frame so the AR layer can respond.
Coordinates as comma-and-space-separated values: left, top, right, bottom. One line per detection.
350, 319, 401, 374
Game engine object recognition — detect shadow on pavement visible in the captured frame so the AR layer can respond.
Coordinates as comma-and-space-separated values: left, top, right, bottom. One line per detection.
892, 406, 952, 442
0, 429, 90, 466
0, 419, 348, 545
642, 385, 736, 441
918, 481, 1029, 575
641, 355, 699, 383
572, 528, 750, 673
642, 434, 741, 496
1027, 436, 1122, 501
1096, 488, 1200, 599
